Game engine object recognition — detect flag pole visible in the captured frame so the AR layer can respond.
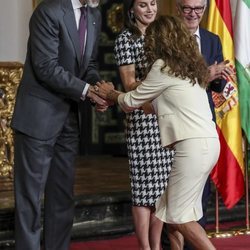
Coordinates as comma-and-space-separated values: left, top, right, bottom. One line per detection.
236, 135, 250, 235
208, 188, 234, 238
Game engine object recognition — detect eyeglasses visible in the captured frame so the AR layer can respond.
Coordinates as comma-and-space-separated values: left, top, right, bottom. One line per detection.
179, 5, 205, 14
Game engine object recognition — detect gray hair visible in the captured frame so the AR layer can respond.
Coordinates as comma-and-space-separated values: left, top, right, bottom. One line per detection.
176, 0, 207, 7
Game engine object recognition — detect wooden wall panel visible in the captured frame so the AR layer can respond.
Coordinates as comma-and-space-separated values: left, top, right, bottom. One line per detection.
158, 0, 176, 15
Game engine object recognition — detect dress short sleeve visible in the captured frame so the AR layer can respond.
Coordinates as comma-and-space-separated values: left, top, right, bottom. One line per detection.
114, 30, 145, 80
114, 30, 135, 66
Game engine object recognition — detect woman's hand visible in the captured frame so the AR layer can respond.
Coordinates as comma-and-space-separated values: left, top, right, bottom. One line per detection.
142, 102, 155, 115
87, 85, 108, 106
94, 80, 122, 104
95, 80, 115, 99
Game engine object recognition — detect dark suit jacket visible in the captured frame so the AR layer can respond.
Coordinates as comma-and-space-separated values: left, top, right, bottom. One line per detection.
11, 0, 101, 140
200, 28, 226, 121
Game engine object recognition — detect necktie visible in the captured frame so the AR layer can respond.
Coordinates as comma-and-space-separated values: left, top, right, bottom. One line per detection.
78, 6, 87, 55
193, 34, 201, 52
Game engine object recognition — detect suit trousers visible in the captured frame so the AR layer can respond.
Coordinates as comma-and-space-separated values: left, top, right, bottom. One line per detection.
14, 108, 80, 250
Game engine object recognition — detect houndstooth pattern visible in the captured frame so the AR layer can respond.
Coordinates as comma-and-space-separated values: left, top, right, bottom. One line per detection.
114, 30, 146, 80
114, 29, 174, 206
126, 110, 174, 206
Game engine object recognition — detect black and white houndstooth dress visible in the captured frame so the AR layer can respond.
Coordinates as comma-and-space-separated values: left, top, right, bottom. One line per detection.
114, 30, 174, 206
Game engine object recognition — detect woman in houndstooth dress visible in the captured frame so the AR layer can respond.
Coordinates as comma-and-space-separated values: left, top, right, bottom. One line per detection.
113, 0, 174, 249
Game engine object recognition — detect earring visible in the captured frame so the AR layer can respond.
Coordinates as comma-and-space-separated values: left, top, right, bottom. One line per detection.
129, 11, 134, 20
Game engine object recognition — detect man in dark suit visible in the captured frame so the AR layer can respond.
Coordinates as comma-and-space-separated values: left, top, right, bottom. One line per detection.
161, 0, 234, 249
11, 0, 108, 249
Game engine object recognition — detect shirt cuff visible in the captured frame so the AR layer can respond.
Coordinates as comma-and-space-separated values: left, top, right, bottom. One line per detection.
81, 83, 90, 101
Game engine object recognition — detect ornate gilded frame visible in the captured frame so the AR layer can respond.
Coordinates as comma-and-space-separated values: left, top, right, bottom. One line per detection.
0, 62, 23, 177
32, 0, 43, 9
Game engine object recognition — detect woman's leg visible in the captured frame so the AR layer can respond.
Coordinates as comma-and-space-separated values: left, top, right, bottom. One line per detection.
149, 212, 164, 250
174, 221, 216, 250
132, 206, 151, 250
167, 224, 184, 250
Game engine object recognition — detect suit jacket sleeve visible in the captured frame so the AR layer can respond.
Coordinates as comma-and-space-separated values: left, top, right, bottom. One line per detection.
29, 4, 86, 101
209, 35, 226, 93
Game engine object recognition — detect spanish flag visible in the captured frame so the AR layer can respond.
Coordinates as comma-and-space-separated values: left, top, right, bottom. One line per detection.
207, 0, 245, 209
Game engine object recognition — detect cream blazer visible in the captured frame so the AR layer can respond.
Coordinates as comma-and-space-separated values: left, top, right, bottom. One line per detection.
118, 59, 218, 148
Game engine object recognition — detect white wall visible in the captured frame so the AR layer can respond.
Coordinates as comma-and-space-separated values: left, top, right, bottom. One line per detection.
0, 0, 33, 63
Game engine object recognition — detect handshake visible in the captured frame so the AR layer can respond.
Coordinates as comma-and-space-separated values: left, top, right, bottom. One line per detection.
86, 80, 120, 112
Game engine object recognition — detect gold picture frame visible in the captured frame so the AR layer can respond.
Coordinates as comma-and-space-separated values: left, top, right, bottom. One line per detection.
32, 0, 43, 8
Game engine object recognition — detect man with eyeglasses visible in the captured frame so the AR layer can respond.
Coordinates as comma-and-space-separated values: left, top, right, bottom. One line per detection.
161, 0, 234, 249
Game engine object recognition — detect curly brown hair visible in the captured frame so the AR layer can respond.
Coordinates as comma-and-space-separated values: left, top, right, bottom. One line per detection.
143, 15, 209, 88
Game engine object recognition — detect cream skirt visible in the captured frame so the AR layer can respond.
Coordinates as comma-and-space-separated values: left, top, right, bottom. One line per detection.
155, 137, 220, 224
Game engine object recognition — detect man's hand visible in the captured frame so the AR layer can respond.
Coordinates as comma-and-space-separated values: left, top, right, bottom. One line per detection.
95, 103, 109, 112
87, 85, 109, 112
208, 60, 236, 82
222, 63, 236, 82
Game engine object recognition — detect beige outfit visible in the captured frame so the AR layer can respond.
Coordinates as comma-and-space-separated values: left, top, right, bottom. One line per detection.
118, 59, 220, 223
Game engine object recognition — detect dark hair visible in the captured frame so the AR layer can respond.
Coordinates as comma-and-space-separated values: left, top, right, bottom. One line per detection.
143, 15, 209, 88
123, 0, 143, 38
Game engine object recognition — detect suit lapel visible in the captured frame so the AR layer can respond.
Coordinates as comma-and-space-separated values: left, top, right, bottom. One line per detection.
200, 28, 210, 64
62, 1, 81, 66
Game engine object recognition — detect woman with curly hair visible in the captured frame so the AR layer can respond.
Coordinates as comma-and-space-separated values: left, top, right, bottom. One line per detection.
114, 1, 174, 249
94, 15, 219, 250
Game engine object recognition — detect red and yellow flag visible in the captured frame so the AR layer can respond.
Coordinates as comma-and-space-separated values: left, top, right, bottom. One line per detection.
207, 0, 245, 209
